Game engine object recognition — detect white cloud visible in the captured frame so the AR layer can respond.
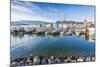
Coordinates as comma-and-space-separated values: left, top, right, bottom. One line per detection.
11, 0, 52, 22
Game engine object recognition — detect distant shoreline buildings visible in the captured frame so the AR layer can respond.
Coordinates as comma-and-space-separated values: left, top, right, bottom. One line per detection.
10, 18, 95, 41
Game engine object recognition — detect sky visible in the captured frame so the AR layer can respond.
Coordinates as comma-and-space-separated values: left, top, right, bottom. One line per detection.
11, 0, 95, 23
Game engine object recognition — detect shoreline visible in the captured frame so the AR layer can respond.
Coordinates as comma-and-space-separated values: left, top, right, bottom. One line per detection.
10, 55, 95, 66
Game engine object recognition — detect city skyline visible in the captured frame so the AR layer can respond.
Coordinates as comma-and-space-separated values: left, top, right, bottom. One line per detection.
11, 1, 95, 22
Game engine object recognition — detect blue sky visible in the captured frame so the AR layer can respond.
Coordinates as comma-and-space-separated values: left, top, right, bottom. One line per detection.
11, 1, 95, 22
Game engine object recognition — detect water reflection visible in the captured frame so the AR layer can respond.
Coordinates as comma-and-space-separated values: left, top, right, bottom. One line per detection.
11, 34, 95, 60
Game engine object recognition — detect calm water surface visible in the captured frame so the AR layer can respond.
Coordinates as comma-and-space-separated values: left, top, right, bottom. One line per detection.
11, 34, 95, 60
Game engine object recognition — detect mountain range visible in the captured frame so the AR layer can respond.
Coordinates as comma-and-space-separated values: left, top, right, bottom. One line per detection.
11, 20, 50, 26
11, 20, 85, 26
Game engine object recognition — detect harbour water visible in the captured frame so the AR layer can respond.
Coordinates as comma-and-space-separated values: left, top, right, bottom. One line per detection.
11, 34, 95, 60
